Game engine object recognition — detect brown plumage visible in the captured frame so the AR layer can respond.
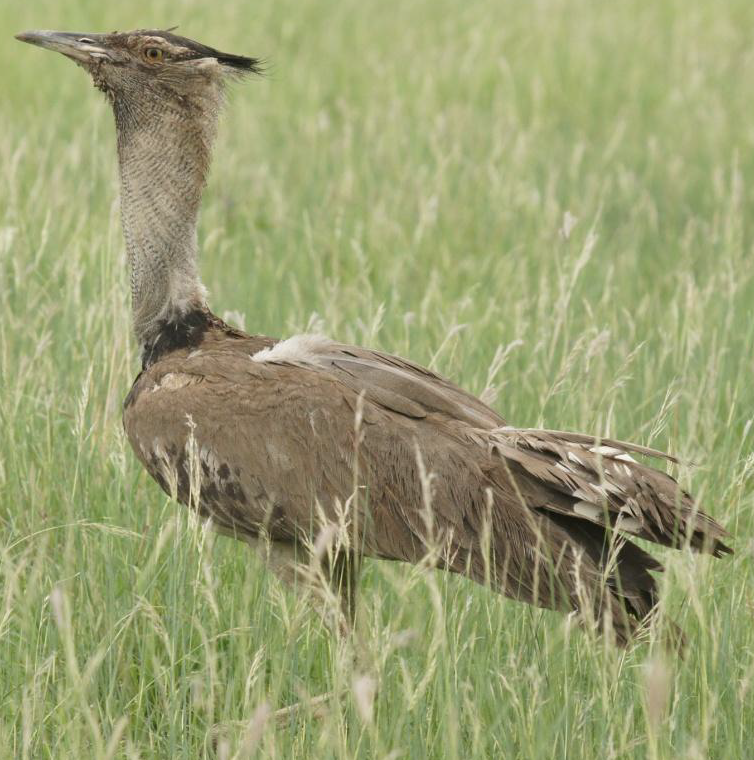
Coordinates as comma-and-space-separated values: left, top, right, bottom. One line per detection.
18, 28, 732, 646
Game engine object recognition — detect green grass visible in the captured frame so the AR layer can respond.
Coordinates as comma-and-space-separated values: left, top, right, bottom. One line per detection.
1, 0, 753, 756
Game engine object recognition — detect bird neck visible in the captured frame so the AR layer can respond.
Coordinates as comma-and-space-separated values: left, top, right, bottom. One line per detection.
115, 95, 220, 352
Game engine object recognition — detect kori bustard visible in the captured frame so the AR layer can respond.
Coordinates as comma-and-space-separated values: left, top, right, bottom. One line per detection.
17, 28, 731, 650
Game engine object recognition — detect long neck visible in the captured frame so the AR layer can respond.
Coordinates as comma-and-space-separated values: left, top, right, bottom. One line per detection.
115, 94, 220, 348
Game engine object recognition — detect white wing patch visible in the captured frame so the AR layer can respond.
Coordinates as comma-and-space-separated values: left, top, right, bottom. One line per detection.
251, 334, 335, 364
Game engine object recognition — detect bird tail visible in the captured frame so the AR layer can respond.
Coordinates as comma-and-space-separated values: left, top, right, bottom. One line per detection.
473, 427, 732, 645
489, 427, 732, 557
470, 507, 663, 646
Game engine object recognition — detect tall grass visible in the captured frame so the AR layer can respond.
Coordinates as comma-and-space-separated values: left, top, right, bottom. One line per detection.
1, 0, 752, 756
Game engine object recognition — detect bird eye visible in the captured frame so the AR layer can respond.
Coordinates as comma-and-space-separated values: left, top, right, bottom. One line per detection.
144, 47, 164, 62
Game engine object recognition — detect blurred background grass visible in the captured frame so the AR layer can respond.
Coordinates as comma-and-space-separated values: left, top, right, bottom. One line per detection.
1, 0, 753, 757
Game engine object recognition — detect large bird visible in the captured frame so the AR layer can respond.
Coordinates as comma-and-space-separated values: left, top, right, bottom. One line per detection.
17, 28, 731, 646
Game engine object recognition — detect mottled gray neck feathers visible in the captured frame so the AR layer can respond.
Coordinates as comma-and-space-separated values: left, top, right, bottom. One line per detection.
115, 88, 222, 348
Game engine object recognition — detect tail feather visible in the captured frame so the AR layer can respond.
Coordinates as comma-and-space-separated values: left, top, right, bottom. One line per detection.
544, 514, 659, 611
473, 426, 733, 646
480, 513, 651, 646
540, 512, 687, 650
490, 427, 732, 557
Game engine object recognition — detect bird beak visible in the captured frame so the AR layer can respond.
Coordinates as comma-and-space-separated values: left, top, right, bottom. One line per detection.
15, 30, 111, 63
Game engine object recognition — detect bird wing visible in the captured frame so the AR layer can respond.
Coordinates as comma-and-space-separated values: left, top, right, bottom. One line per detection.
250, 334, 506, 429
244, 335, 732, 556
123, 337, 501, 555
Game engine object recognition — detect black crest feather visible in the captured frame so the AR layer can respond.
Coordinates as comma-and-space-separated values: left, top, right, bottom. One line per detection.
214, 51, 265, 74
151, 30, 265, 75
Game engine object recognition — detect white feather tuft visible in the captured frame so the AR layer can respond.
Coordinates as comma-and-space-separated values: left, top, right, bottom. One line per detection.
251, 334, 335, 364
573, 501, 603, 520
567, 451, 585, 467
590, 445, 625, 457
616, 515, 642, 533
615, 452, 637, 463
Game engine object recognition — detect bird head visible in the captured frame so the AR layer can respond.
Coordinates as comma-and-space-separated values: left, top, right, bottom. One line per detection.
15, 28, 262, 110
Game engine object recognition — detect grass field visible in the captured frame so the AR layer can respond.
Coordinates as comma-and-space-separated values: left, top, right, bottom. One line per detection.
2, 0, 753, 757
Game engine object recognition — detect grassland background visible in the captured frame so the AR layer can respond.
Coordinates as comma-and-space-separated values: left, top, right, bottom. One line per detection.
1, 0, 753, 757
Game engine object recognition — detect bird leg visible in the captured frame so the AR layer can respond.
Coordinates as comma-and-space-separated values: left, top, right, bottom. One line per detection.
262, 539, 364, 726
